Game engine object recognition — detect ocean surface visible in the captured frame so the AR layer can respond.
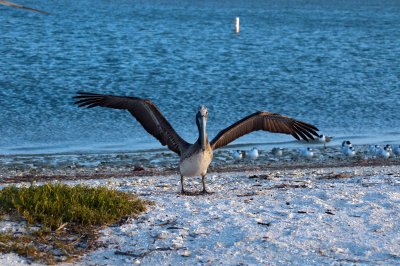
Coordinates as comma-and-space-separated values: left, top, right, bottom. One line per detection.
1, 0, 400, 155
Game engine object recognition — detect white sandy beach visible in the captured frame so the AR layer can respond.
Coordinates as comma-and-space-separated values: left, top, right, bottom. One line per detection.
1, 164, 399, 265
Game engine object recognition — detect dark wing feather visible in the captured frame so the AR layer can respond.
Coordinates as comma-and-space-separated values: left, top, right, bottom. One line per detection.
210, 111, 319, 150
0, 0, 49, 14
73, 92, 190, 155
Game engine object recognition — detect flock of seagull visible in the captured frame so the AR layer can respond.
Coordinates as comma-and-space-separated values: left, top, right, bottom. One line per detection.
368, 144, 399, 159
232, 148, 259, 161
231, 135, 400, 162
340, 140, 400, 159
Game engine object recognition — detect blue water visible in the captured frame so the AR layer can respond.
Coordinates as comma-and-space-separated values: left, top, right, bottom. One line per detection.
1, 0, 400, 155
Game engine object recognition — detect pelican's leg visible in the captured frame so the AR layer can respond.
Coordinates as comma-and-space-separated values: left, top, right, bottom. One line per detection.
180, 175, 185, 194
201, 174, 209, 194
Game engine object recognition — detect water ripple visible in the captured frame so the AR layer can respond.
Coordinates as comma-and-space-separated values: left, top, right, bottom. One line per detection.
1, 0, 400, 154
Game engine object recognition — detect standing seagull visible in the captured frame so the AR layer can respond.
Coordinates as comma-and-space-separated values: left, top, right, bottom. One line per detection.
300, 147, 314, 158
248, 147, 259, 161
0, 0, 49, 14
73, 92, 319, 194
232, 150, 243, 162
318, 134, 332, 148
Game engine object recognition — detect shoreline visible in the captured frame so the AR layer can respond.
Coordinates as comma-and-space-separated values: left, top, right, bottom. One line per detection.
1, 145, 399, 184
1, 159, 400, 185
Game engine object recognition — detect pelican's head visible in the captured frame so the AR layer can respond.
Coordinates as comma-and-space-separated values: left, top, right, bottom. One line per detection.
196, 105, 208, 151
197, 105, 208, 117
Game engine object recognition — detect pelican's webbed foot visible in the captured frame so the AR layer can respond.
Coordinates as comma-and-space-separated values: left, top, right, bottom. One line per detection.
201, 189, 213, 195
180, 175, 197, 195
179, 175, 213, 195
201, 175, 213, 194
180, 190, 197, 196
180, 190, 212, 196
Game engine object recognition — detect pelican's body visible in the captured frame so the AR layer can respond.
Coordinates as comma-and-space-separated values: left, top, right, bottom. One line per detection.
179, 143, 213, 177
74, 92, 319, 194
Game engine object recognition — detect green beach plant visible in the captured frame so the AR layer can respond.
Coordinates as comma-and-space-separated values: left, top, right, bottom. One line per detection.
0, 182, 148, 263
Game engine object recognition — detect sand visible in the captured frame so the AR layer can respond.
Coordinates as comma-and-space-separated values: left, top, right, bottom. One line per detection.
1, 145, 400, 265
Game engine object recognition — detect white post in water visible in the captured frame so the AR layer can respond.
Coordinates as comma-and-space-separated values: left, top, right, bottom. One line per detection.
235, 17, 240, 33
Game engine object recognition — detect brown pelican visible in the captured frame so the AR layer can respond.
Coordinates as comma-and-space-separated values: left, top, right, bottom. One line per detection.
0, 0, 49, 14
73, 92, 319, 194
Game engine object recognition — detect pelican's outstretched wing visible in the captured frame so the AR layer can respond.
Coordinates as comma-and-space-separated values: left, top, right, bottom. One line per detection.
210, 111, 319, 150
0, 0, 49, 14
73, 92, 190, 155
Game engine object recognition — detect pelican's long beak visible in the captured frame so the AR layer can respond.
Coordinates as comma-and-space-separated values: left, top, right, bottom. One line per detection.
200, 116, 207, 151
196, 105, 209, 151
